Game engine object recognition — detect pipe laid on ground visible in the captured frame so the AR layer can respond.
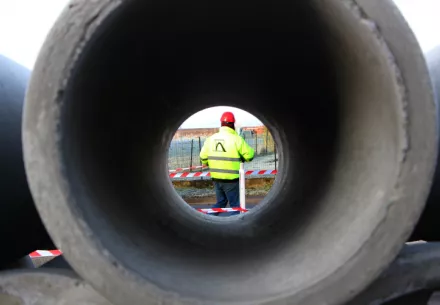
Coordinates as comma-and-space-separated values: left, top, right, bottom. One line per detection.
22, 0, 438, 304
409, 46, 440, 242
0, 55, 54, 268
347, 242, 440, 305
428, 292, 440, 305
0, 267, 111, 305
383, 291, 434, 305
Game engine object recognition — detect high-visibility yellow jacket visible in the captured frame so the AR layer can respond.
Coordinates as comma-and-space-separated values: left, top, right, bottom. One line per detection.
200, 126, 255, 180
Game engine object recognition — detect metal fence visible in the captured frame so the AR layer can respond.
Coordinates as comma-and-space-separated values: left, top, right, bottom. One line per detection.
168, 128, 278, 172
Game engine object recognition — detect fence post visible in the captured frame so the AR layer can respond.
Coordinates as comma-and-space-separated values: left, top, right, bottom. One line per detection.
190, 139, 194, 171
255, 131, 258, 154
274, 141, 277, 171
198, 137, 202, 166
265, 129, 268, 154
239, 162, 246, 213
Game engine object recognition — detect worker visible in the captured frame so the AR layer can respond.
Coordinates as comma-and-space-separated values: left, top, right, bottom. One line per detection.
200, 111, 255, 216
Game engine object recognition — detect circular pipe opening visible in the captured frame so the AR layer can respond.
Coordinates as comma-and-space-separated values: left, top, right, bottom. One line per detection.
23, 0, 437, 304
169, 107, 278, 217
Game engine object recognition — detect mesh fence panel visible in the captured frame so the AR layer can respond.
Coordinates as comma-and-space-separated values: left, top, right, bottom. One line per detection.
168, 127, 278, 173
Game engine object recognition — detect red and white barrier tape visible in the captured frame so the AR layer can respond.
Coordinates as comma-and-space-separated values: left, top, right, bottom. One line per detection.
169, 165, 208, 172
170, 169, 277, 179
29, 250, 62, 258
197, 207, 248, 214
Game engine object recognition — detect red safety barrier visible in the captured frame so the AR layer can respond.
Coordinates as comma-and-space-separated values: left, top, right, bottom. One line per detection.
170, 169, 277, 178
168, 165, 208, 172
197, 207, 248, 214
29, 250, 62, 258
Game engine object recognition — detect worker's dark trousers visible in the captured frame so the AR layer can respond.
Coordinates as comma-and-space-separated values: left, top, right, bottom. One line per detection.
211, 180, 240, 216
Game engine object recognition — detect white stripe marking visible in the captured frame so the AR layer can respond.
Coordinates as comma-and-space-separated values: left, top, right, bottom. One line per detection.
36, 250, 53, 257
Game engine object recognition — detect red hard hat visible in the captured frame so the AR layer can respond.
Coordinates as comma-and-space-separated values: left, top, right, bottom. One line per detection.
220, 111, 235, 123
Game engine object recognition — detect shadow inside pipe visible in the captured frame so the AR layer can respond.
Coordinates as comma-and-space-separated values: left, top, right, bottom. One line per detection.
62, 0, 338, 252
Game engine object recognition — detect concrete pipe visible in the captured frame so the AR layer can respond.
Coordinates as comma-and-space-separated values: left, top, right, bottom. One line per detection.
23, 0, 437, 304
383, 291, 434, 305
410, 46, 440, 242
0, 268, 111, 305
428, 292, 440, 305
0, 54, 54, 267
347, 242, 440, 305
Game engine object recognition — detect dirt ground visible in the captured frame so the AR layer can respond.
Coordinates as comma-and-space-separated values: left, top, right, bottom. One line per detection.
185, 195, 265, 205
175, 187, 270, 199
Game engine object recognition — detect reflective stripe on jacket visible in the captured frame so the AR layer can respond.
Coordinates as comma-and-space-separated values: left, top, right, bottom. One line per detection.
199, 126, 255, 180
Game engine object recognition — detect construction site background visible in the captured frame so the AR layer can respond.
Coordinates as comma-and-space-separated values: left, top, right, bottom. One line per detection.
169, 125, 278, 172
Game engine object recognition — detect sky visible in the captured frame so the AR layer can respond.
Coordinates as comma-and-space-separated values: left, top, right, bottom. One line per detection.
0, 0, 438, 128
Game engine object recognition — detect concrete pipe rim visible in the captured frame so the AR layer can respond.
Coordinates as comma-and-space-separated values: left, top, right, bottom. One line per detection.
23, 0, 437, 304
